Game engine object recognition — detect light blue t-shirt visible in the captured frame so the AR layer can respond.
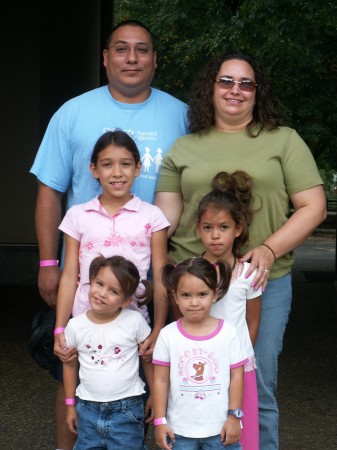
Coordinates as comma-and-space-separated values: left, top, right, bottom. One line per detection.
30, 86, 188, 207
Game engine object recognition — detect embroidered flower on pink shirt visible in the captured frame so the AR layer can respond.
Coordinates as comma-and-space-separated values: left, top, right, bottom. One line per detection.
145, 223, 152, 237
104, 240, 111, 247
111, 234, 123, 246
84, 240, 94, 251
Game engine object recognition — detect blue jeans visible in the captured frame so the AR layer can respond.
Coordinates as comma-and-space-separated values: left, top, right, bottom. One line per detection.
254, 274, 292, 450
74, 395, 147, 450
167, 434, 242, 449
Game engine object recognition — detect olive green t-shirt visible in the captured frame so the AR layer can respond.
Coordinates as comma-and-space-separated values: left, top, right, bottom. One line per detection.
156, 126, 323, 279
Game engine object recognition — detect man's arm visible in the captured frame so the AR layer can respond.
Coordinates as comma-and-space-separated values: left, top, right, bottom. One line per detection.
35, 181, 63, 308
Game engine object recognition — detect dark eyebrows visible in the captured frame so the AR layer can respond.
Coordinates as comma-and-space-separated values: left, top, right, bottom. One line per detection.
110, 39, 152, 47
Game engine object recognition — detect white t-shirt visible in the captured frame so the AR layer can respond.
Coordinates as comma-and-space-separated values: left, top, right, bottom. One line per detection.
65, 309, 151, 402
152, 319, 247, 438
211, 262, 261, 358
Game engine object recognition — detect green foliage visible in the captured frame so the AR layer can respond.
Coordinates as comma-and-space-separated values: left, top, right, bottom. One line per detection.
115, 0, 237, 99
114, 0, 337, 170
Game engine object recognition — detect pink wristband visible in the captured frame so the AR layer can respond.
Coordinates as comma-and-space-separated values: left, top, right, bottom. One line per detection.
65, 398, 76, 406
40, 259, 59, 267
154, 417, 167, 426
54, 327, 65, 336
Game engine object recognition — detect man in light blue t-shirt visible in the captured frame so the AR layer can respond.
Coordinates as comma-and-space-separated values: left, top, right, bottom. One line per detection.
31, 20, 188, 307
30, 19, 188, 450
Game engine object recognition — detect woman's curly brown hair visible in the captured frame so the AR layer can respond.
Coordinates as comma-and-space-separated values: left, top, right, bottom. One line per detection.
188, 51, 283, 137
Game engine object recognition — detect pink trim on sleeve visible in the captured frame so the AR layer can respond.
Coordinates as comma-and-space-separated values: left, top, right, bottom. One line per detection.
230, 358, 249, 369
152, 359, 170, 366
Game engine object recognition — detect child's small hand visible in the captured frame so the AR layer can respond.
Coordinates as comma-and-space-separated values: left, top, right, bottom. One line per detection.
139, 333, 156, 361
54, 333, 77, 362
66, 406, 78, 435
155, 424, 175, 450
220, 416, 241, 445
144, 396, 153, 424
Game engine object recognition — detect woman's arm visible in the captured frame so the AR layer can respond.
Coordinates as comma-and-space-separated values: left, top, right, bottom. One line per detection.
241, 185, 327, 287
246, 296, 261, 346
54, 235, 80, 360
155, 192, 183, 238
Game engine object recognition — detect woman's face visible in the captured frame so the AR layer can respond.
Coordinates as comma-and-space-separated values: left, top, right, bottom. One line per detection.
213, 59, 256, 130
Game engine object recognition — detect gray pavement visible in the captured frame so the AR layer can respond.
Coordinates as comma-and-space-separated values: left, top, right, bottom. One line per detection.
0, 235, 336, 450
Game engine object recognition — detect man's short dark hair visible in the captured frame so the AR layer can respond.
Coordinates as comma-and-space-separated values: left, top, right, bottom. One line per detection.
105, 19, 155, 49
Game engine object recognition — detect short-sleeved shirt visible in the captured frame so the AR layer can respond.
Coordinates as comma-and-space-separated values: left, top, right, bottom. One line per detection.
65, 309, 151, 402
211, 262, 261, 358
59, 195, 170, 320
30, 86, 188, 207
156, 126, 323, 279
152, 319, 247, 438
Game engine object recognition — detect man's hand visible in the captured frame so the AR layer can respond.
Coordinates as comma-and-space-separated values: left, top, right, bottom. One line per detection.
38, 266, 62, 308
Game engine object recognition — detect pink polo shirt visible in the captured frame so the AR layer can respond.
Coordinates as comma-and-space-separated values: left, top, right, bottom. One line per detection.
59, 195, 170, 322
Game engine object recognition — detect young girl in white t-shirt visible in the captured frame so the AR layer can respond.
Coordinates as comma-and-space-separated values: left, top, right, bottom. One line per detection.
197, 171, 262, 450
153, 257, 247, 450
63, 255, 153, 449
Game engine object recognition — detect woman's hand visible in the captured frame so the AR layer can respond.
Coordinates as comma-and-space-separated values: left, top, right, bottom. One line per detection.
239, 244, 275, 291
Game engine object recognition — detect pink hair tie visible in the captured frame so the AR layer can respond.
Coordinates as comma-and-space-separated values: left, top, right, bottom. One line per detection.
40, 259, 59, 267
65, 398, 76, 406
54, 327, 65, 336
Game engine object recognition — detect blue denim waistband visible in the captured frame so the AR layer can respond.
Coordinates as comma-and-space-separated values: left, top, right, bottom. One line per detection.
77, 395, 143, 412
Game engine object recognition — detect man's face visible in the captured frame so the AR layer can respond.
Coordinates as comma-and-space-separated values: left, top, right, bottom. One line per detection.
103, 25, 157, 102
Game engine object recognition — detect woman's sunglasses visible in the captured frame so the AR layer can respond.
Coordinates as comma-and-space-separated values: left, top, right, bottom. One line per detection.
215, 76, 257, 92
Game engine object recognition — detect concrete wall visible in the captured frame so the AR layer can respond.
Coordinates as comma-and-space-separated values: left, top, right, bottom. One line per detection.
0, 1, 105, 285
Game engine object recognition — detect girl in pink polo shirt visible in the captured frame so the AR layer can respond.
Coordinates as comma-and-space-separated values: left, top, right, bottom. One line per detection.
53, 130, 170, 391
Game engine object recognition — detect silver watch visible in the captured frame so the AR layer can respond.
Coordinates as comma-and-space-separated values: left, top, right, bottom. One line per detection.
228, 408, 244, 419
